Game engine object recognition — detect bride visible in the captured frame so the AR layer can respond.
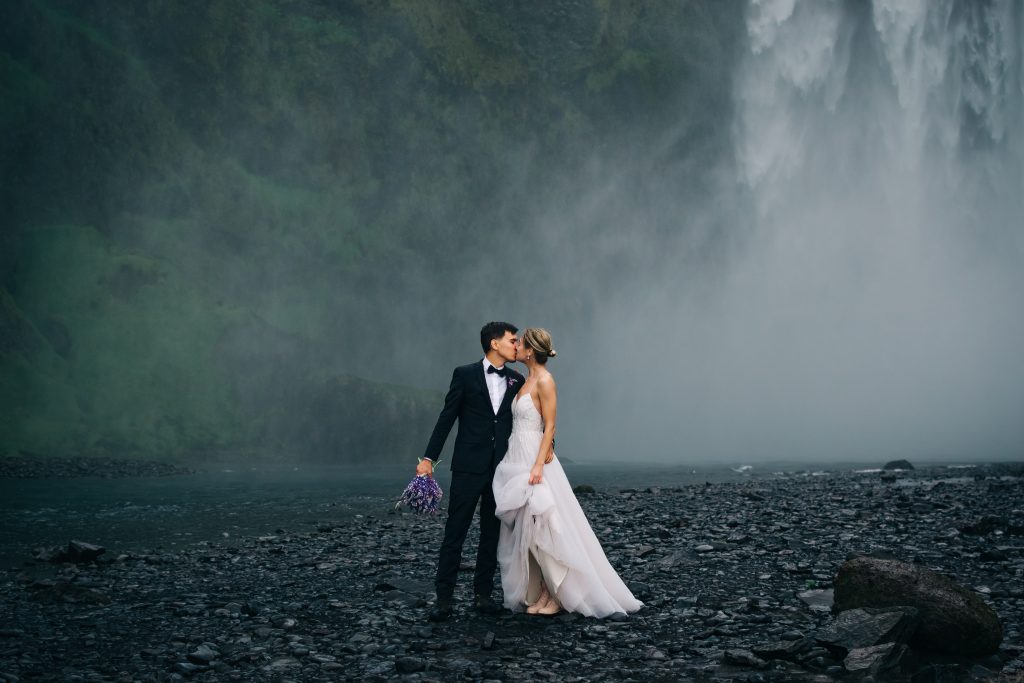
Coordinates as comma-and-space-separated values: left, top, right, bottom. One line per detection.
492, 328, 642, 617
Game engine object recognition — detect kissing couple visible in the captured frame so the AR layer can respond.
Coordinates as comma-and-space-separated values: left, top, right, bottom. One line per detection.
417, 322, 642, 621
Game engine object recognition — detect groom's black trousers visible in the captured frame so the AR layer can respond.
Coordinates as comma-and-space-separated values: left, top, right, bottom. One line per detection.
435, 468, 500, 600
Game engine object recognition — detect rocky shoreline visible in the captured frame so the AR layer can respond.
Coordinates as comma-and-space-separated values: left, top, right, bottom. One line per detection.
1, 464, 1022, 681
0, 456, 194, 480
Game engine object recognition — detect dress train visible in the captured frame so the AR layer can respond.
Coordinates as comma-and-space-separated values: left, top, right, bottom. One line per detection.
492, 393, 642, 618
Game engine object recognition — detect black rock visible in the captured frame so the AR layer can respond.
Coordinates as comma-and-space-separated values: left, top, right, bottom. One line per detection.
187, 644, 218, 664
373, 575, 432, 594
909, 662, 990, 683
844, 642, 906, 676
833, 556, 1003, 656
29, 580, 110, 605
751, 638, 813, 662
573, 484, 596, 495
34, 541, 106, 564
67, 540, 106, 562
384, 589, 426, 607
174, 662, 207, 675
723, 649, 768, 669
627, 581, 652, 599
816, 606, 920, 657
979, 549, 1008, 562
395, 656, 426, 673
959, 516, 1007, 536
883, 460, 914, 471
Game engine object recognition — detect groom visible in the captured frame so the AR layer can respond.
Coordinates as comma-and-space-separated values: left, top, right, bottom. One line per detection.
417, 321, 524, 621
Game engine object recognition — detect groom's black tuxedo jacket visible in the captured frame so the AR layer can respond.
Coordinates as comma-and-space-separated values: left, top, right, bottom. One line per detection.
424, 361, 525, 474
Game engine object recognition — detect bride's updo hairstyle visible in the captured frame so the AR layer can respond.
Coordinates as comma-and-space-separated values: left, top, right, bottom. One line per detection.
521, 328, 557, 365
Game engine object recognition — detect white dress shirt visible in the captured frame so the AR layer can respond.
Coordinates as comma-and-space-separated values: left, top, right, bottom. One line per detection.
482, 359, 508, 414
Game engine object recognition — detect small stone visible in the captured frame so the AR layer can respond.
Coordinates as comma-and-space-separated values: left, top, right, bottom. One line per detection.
266, 658, 299, 669
843, 642, 905, 674
752, 638, 812, 662
174, 662, 206, 675
980, 549, 1008, 562
723, 649, 767, 669
797, 588, 834, 612
187, 644, 218, 664
395, 657, 426, 674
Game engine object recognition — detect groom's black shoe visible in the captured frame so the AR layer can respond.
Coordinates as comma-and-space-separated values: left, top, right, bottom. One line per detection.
428, 597, 453, 622
473, 594, 503, 615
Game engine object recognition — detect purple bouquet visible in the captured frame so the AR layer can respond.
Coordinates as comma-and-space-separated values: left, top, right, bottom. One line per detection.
396, 467, 443, 515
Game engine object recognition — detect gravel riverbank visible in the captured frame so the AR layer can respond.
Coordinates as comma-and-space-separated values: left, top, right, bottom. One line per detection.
1, 464, 1022, 681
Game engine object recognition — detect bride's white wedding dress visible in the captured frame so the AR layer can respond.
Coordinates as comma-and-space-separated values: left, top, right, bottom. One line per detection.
492, 391, 642, 617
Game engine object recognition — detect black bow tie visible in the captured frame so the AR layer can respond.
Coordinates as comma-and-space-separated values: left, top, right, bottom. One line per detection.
487, 365, 509, 378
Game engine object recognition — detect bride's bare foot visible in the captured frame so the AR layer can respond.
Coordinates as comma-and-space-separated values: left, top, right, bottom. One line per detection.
526, 585, 551, 614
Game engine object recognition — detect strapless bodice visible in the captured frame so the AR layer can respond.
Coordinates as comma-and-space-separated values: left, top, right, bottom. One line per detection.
511, 393, 544, 433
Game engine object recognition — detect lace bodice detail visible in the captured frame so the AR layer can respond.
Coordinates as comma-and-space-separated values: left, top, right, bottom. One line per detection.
511, 393, 544, 433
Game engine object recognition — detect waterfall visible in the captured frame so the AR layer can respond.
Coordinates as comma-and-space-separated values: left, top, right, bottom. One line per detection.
581, 0, 1022, 461
736, 0, 1022, 227
711, 0, 1024, 457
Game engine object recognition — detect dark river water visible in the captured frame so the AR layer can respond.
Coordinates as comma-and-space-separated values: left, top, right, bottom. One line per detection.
0, 460, 971, 568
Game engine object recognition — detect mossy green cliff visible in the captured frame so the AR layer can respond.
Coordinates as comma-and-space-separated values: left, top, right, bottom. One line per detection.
0, 0, 741, 462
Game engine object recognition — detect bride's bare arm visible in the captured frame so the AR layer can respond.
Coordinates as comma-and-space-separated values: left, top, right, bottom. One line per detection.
528, 376, 558, 485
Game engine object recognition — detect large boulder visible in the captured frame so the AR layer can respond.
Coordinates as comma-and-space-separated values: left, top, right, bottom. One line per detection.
833, 557, 1002, 657
882, 459, 914, 471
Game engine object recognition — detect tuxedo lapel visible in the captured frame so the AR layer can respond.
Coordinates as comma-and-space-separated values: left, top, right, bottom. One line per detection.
475, 359, 488, 394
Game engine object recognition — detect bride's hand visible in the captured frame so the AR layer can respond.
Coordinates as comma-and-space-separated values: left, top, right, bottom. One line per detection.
544, 452, 554, 464
529, 463, 544, 485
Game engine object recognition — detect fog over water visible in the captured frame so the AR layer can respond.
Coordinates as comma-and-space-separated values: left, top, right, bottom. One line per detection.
487, 0, 1024, 464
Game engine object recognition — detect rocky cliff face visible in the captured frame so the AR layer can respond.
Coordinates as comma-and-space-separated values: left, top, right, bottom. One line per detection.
0, 0, 742, 461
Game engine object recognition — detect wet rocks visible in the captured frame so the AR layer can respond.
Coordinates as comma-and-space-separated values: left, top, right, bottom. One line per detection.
843, 641, 906, 675
797, 588, 834, 613
751, 637, 813, 662
723, 649, 767, 668
816, 606, 919, 657
33, 540, 106, 564
833, 556, 1003, 656
0, 463, 1020, 681
958, 515, 1024, 537
186, 643, 218, 664
26, 580, 110, 605
395, 656, 426, 673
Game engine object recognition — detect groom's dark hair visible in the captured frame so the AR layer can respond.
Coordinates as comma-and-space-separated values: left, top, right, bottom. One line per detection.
480, 321, 518, 353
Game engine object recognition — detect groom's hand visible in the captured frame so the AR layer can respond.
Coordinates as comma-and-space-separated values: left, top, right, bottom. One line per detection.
529, 463, 544, 485
417, 458, 434, 477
